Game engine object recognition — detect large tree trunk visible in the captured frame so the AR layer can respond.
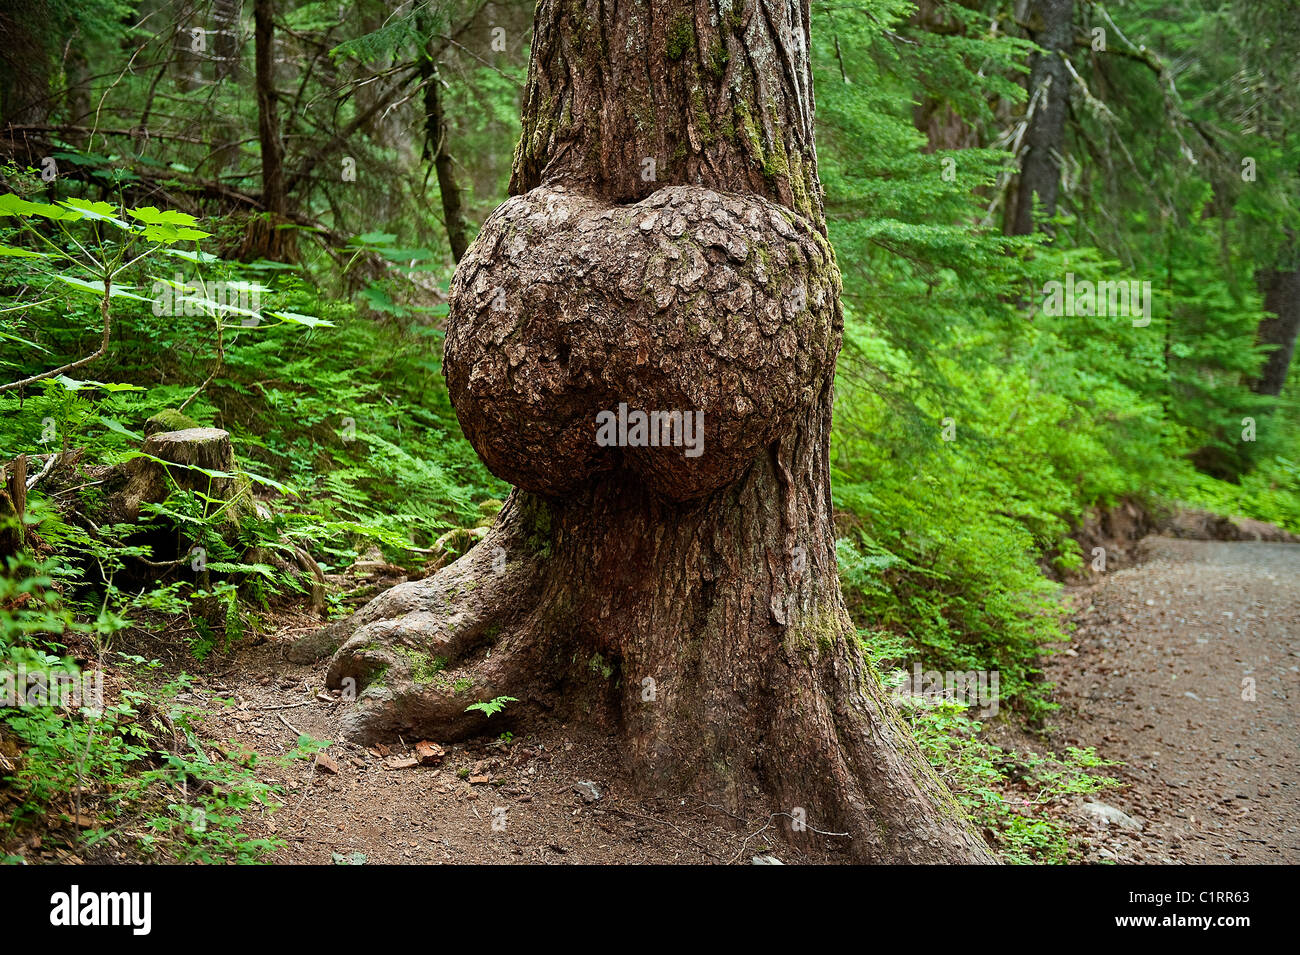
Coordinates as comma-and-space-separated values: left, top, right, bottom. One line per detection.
0, 1, 52, 127
240, 0, 296, 261
1252, 265, 1300, 397
1007, 0, 1073, 236
301, 0, 992, 863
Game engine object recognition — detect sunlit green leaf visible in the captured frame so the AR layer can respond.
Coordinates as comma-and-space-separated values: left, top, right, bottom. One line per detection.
0, 244, 44, 257
266, 310, 333, 327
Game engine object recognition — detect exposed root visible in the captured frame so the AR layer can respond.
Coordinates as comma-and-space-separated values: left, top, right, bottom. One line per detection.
290, 495, 565, 743
289, 482, 995, 862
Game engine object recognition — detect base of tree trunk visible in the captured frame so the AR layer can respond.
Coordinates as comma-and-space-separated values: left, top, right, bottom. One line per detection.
235, 212, 298, 263
298, 446, 995, 863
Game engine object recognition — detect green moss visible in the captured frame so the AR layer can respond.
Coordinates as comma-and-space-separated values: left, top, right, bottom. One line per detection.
717, 114, 737, 144
666, 15, 695, 61
735, 100, 764, 167
690, 86, 714, 146
783, 595, 846, 659
786, 150, 815, 218
588, 652, 614, 679
145, 408, 199, 436
727, 1, 745, 34
762, 108, 791, 179
524, 498, 554, 558
392, 646, 447, 686
708, 39, 729, 78
731, 99, 816, 216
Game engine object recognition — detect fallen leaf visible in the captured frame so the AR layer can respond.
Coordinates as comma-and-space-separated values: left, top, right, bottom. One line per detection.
315, 752, 339, 775
415, 740, 445, 766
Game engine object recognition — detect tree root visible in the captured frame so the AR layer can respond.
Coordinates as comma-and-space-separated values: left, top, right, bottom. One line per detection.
293, 494, 575, 742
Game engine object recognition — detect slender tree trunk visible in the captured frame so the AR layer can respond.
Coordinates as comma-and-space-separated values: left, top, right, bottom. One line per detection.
240, 0, 296, 261
1252, 265, 1300, 397
417, 29, 470, 261
909, 0, 978, 152
1008, 0, 1073, 236
172, 1, 203, 93
212, 0, 243, 82
209, 0, 244, 173
302, 0, 993, 863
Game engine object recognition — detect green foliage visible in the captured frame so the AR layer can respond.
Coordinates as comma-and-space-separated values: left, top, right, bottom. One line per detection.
900, 698, 1120, 864
0, 191, 498, 861
815, 0, 1298, 724
0, 553, 282, 863
464, 696, 518, 718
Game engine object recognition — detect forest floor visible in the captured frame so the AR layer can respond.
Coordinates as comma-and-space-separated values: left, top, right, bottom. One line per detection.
83, 535, 1300, 865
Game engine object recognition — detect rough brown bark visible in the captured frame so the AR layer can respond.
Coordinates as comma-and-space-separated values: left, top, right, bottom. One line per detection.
304, 0, 994, 863
1008, 0, 1073, 236
240, 0, 296, 261
0, 455, 29, 559
1252, 265, 1300, 397
419, 48, 470, 261
0, 1, 52, 127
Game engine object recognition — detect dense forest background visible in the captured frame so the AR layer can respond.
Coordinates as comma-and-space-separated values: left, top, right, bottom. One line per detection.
1, 0, 1297, 863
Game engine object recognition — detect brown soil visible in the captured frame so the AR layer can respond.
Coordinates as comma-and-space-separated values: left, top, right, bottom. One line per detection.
161, 637, 817, 865
1040, 537, 1300, 863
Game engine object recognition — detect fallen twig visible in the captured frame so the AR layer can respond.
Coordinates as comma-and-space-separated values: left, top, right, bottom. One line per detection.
25, 452, 60, 491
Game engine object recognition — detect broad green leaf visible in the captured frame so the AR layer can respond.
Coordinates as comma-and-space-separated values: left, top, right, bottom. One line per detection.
244, 470, 297, 496
176, 295, 261, 318
141, 223, 211, 243
50, 275, 152, 301
58, 198, 130, 229
0, 329, 51, 352
163, 247, 220, 264
122, 450, 235, 479
50, 150, 116, 166
98, 416, 143, 440
56, 376, 145, 392
208, 562, 279, 580
127, 206, 201, 227
0, 244, 44, 258
0, 193, 79, 220
266, 310, 333, 327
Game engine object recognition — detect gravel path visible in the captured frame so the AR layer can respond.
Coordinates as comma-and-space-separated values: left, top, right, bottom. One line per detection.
1048, 538, 1300, 863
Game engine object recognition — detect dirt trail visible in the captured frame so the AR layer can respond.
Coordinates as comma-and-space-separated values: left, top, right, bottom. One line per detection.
150, 536, 1298, 865
1047, 538, 1300, 863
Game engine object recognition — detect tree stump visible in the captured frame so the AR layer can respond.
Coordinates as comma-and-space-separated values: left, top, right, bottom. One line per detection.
119, 428, 239, 521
